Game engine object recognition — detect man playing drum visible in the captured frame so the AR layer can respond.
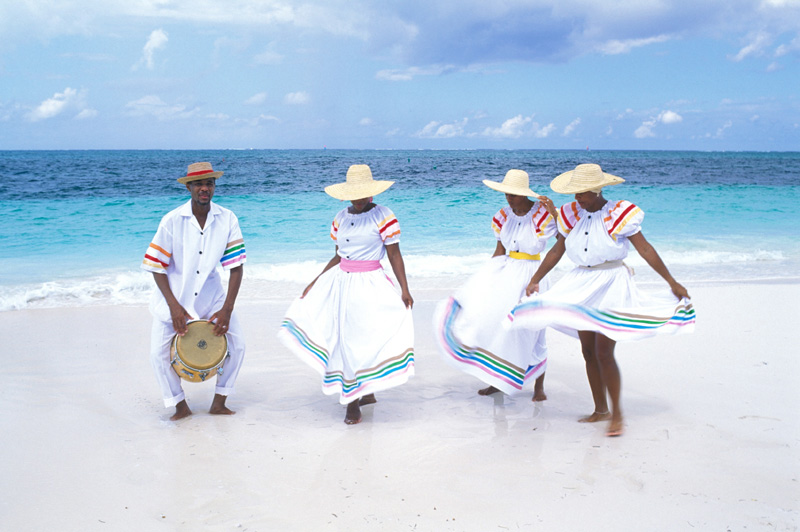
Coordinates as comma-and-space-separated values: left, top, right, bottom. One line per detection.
142, 162, 246, 420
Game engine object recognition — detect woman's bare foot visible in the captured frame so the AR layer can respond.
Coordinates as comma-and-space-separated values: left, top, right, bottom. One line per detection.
578, 410, 612, 423
170, 400, 192, 421
606, 415, 624, 437
478, 386, 501, 396
345, 401, 362, 425
532, 389, 548, 402
209, 394, 235, 416
359, 394, 377, 406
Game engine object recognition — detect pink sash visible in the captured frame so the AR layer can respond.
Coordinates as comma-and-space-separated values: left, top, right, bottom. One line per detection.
339, 258, 382, 273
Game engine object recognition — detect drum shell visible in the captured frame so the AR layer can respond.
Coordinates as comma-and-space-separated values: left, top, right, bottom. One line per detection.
170, 320, 228, 382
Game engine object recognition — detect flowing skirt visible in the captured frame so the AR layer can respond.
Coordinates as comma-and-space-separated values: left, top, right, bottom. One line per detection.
433, 256, 549, 395
278, 266, 414, 404
508, 264, 695, 341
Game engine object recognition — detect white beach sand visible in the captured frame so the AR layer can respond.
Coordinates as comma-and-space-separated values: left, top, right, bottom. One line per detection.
1, 281, 798, 531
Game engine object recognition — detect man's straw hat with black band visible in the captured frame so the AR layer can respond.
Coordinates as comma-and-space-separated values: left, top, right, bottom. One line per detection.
324, 164, 394, 201
550, 163, 624, 194
178, 162, 224, 184
482, 169, 542, 198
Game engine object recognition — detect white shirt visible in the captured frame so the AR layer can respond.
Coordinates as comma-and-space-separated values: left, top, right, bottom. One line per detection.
330, 204, 400, 261
142, 200, 246, 321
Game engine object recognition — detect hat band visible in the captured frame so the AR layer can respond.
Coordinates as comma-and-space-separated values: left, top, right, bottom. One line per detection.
186, 169, 217, 177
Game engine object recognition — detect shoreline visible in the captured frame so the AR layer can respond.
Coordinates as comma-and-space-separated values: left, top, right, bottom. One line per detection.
1, 282, 798, 530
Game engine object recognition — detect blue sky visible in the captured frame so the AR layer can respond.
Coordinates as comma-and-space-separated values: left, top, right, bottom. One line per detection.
1, 0, 798, 150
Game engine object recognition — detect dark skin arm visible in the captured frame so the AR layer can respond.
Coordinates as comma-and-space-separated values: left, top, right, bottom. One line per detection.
208, 265, 244, 336
628, 232, 690, 299
152, 272, 193, 336
525, 234, 566, 296
386, 243, 413, 309
492, 241, 506, 258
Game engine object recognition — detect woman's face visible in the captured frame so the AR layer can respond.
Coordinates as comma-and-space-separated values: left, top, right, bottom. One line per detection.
350, 196, 373, 213
574, 191, 603, 211
505, 193, 530, 213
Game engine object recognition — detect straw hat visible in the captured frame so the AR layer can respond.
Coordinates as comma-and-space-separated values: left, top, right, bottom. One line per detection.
324, 164, 394, 201
178, 162, 223, 184
482, 169, 541, 198
550, 163, 624, 194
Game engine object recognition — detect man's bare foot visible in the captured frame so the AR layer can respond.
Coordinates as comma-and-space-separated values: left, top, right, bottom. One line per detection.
532, 389, 547, 402
170, 400, 192, 421
578, 410, 612, 423
345, 401, 362, 425
359, 394, 377, 406
209, 394, 235, 416
606, 416, 624, 437
478, 386, 501, 396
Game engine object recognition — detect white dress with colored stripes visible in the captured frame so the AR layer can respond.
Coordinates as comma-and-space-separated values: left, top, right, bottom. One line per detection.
278, 204, 414, 404
508, 200, 695, 341
434, 202, 557, 395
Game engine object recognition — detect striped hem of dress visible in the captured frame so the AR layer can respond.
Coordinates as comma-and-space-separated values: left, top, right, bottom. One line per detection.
279, 318, 415, 401
436, 297, 546, 393
508, 298, 696, 340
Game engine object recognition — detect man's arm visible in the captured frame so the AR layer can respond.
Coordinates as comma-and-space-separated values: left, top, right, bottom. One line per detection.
209, 265, 244, 336
152, 272, 193, 335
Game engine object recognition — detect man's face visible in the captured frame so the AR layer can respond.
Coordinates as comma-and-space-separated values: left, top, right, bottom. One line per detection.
186, 178, 216, 205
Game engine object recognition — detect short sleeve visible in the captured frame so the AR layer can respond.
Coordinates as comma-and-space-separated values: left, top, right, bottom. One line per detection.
220, 214, 246, 271
142, 219, 173, 274
377, 206, 401, 245
606, 200, 644, 241
330, 217, 340, 242
531, 202, 557, 240
491, 207, 508, 239
557, 201, 581, 238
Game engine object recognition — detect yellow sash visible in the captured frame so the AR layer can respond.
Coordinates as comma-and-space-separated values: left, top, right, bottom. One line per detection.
508, 251, 541, 261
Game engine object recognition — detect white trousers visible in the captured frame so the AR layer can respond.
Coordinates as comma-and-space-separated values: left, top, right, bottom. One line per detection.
150, 313, 245, 408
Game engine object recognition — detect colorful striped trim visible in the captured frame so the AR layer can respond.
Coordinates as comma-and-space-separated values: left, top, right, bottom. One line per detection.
532, 204, 554, 237
378, 215, 400, 241
330, 219, 339, 241
491, 208, 508, 235
142, 242, 171, 271
437, 298, 546, 391
509, 298, 696, 338
558, 202, 581, 234
221, 239, 246, 267
604, 201, 642, 241
281, 317, 414, 399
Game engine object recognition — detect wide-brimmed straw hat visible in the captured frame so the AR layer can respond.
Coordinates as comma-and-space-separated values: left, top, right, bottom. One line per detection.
550, 163, 624, 194
324, 164, 394, 201
178, 162, 224, 184
482, 169, 541, 198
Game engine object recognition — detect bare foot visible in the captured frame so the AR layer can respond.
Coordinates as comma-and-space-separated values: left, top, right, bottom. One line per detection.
209, 394, 235, 416
532, 389, 547, 402
170, 400, 192, 421
478, 386, 501, 396
578, 411, 612, 423
606, 416, 624, 437
345, 401, 362, 425
359, 394, 377, 406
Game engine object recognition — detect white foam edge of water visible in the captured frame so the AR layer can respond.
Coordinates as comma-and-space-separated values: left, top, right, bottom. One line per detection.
0, 249, 791, 311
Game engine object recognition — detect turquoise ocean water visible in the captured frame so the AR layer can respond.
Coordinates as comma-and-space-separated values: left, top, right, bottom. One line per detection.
1, 150, 798, 311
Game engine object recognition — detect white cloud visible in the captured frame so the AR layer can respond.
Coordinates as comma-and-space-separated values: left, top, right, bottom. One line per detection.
245, 92, 268, 105
26, 87, 93, 122
124, 95, 197, 120
133, 29, 168, 70
416, 118, 468, 138
716, 120, 733, 138
634, 119, 657, 138
597, 35, 670, 55
658, 110, 683, 124
534, 123, 556, 138
376, 65, 455, 81
731, 31, 771, 61
359, 117, 373, 126
284, 91, 310, 105
254, 47, 283, 65
483, 115, 532, 139
563, 118, 581, 136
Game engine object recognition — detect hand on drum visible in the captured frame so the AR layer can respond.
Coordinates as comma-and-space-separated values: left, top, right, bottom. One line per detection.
209, 306, 233, 336
168, 302, 194, 336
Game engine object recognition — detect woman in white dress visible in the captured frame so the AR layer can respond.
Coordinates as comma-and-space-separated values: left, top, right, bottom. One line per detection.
278, 164, 414, 425
510, 164, 695, 437
434, 170, 558, 400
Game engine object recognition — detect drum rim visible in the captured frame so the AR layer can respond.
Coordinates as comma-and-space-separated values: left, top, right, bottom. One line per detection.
172, 320, 228, 371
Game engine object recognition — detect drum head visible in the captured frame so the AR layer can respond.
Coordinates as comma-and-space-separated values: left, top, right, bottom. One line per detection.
174, 321, 228, 370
